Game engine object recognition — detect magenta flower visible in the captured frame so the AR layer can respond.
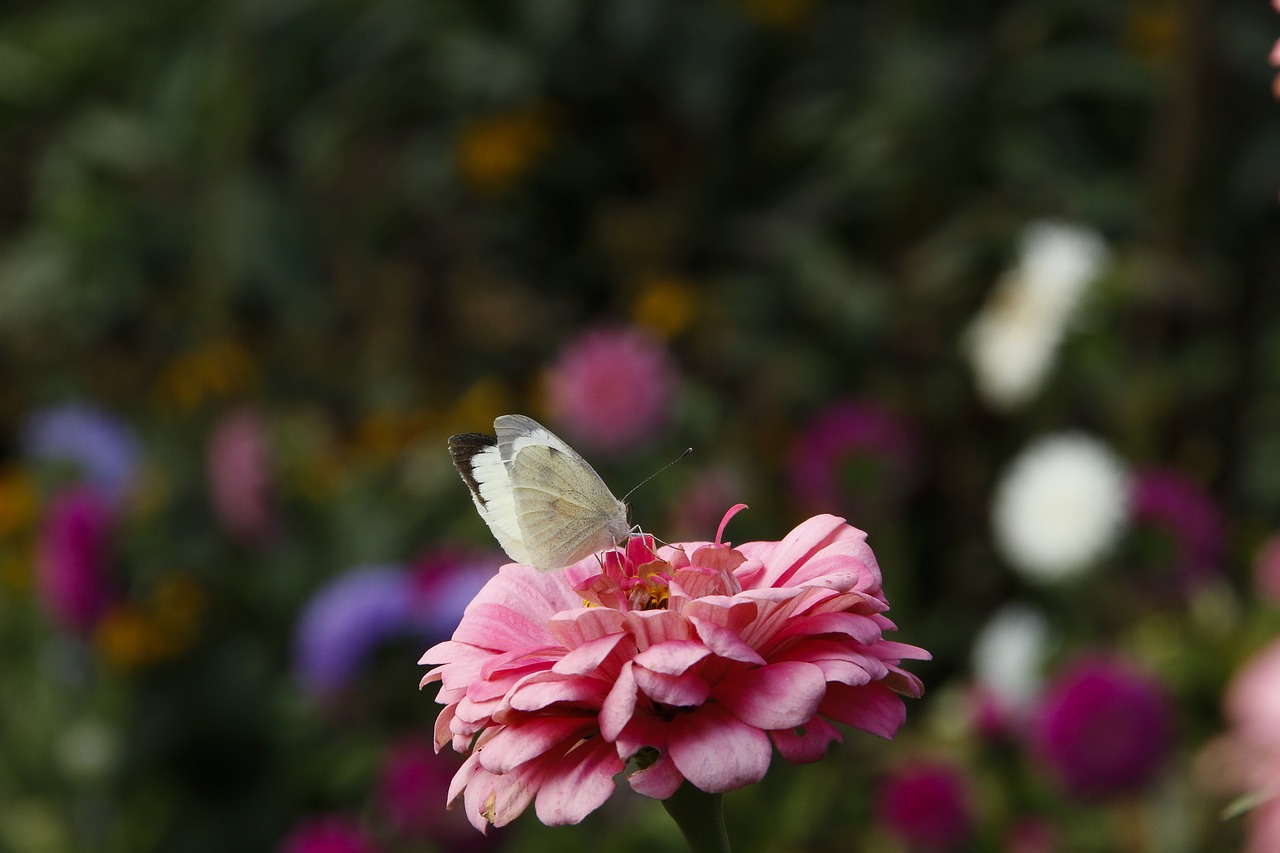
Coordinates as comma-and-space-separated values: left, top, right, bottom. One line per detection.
277, 815, 377, 853
543, 325, 677, 455
1129, 467, 1224, 590
788, 400, 920, 518
35, 487, 114, 634
377, 738, 492, 849
1029, 657, 1173, 800
420, 508, 929, 832
206, 407, 278, 545
876, 761, 974, 852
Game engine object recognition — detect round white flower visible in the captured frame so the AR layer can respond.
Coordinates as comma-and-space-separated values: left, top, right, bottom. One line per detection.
992, 433, 1130, 581
971, 603, 1051, 712
1017, 221, 1109, 317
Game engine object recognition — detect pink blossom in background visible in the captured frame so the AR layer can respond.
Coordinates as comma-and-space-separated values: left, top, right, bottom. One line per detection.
277, 815, 377, 853
543, 325, 677, 454
420, 509, 929, 832
788, 400, 920, 517
1129, 467, 1224, 590
1030, 657, 1173, 800
377, 738, 491, 849
1005, 818, 1057, 853
1252, 535, 1280, 604
207, 407, 278, 544
36, 487, 114, 634
876, 761, 974, 851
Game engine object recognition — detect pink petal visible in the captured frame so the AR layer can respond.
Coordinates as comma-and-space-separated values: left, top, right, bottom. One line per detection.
533, 738, 623, 825
448, 749, 484, 807
668, 704, 772, 793
716, 661, 826, 729
738, 514, 847, 587
688, 616, 766, 665
553, 633, 630, 676
548, 607, 627, 649
600, 661, 640, 740
633, 666, 711, 707
614, 713, 668, 759
633, 640, 711, 675
434, 704, 458, 749
478, 717, 591, 774
626, 751, 685, 799
820, 682, 907, 739
770, 715, 843, 764
507, 673, 610, 712
872, 640, 933, 661
775, 611, 883, 645
624, 609, 694, 649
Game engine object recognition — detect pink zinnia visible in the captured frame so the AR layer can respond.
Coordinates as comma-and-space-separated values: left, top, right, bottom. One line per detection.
1211, 640, 1280, 852
36, 486, 114, 634
420, 508, 929, 831
1030, 657, 1173, 800
207, 407, 278, 544
276, 814, 377, 853
876, 761, 974, 851
543, 325, 677, 455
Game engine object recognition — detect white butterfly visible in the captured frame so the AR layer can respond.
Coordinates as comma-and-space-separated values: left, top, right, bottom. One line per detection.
448, 415, 631, 571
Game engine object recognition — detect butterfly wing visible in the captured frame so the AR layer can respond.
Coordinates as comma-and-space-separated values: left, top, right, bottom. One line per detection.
506, 442, 630, 570
447, 432, 532, 565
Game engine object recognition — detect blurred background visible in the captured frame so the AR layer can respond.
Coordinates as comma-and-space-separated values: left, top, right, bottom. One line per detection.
2, 0, 1280, 851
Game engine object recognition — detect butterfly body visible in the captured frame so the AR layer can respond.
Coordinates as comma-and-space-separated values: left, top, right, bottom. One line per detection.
448, 415, 630, 571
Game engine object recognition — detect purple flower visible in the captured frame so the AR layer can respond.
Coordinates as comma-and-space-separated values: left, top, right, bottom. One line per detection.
295, 555, 501, 697
36, 487, 114, 634
277, 815, 377, 853
206, 407, 278, 544
876, 761, 974, 851
1130, 467, 1224, 589
1030, 657, 1173, 800
543, 325, 678, 455
21, 403, 141, 502
788, 400, 920, 517
377, 738, 493, 849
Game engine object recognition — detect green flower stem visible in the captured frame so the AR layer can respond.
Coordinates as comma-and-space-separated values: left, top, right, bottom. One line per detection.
661, 784, 733, 853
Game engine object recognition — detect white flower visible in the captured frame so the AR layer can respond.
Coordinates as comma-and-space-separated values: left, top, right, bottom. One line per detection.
992, 433, 1130, 581
971, 603, 1051, 713
964, 221, 1109, 410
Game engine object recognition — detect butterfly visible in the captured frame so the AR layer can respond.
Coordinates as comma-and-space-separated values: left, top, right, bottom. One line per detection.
448, 415, 632, 571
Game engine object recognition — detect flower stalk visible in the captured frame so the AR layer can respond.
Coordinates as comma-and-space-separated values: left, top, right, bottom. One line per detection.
661, 784, 732, 853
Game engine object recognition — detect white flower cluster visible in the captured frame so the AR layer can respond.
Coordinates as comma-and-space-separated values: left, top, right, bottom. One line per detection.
964, 222, 1110, 410
992, 433, 1130, 582
971, 603, 1051, 713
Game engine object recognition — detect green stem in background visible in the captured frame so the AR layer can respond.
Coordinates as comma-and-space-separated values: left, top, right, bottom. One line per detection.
661, 784, 733, 853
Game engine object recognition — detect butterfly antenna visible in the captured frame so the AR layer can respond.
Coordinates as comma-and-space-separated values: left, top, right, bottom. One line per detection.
621, 448, 693, 503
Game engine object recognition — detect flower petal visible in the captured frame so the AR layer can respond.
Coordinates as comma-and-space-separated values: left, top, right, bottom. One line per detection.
507, 672, 611, 712
633, 640, 711, 675
633, 666, 711, 707
820, 682, 907, 739
553, 632, 630, 676
478, 717, 592, 774
626, 751, 685, 799
533, 738, 623, 826
770, 715, 843, 764
688, 615, 767, 665
668, 704, 772, 793
600, 661, 640, 740
717, 661, 826, 729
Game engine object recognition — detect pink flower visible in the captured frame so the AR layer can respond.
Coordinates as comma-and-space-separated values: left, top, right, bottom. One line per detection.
207, 407, 278, 544
1253, 535, 1280, 604
543, 325, 677, 455
420, 508, 929, 831
1029, 657, 1173, 800
277, 815, 377, 853
377, 738, 492, 849
36, 487, 114, 634
1129, 467, 1224, 591
876, 761, 974, 851
788, 400, 920, 518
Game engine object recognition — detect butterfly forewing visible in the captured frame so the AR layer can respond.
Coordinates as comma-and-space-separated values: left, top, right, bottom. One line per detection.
447, 432, 531, 565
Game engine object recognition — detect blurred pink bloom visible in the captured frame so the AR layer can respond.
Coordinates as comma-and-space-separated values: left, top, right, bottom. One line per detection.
377, 738, 491, 849
544, 325, 677, 454
1130, 467, 1224, 590
1030, 657, 1173, 800
421, 509, 928, 831
36, 487, 114, 634
1253, 535, 1280, 604
277, 815, 377, 853
788, 400, 920, 517
876, 761, 974, 851
207, 407, 278, 544
1209, 640, 1280, 852
1005, 817, 1057, 853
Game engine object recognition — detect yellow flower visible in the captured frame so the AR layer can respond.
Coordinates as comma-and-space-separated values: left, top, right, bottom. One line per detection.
456, 110, 552, 193
94, 605, 159, 672
94, 576, 206, 671
0, 467, 38, 538
150, 340, 258, 411
632, 275, 700, 339
352, 407, 438, 461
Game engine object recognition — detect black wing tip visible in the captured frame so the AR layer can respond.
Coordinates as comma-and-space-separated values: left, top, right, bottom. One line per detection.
448, 432, 497, 506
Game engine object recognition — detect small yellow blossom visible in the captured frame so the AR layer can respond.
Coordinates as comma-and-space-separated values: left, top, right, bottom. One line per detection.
151, 340, 258, 412
0, 468, 38, 538
632, 275, 700, 338
456, 110, 552, 193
